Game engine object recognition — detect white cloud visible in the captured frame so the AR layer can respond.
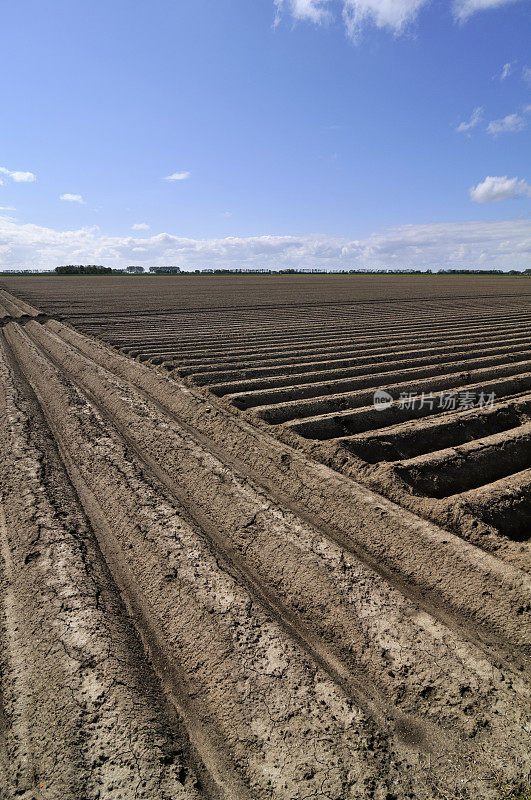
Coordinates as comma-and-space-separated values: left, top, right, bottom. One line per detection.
523, 66, 531, 84
0, 206, 16, 211
453, 0, 522, 21
275, 0, 428, 36
11, 172, 36, 183
275, 0, 526, 36
221, 211, 233, 218
131, 222, 150, 231
163, 171, 191, 182
275, 0, 332, 23
0, 166, 36, 183
469, 175, 531, 203
498, 61, 514, 80
456, 106, 483, 133
59, 193, 85, 204
486, 112, 526, 135
1, 217, 530, 270
342, 0, 428, 37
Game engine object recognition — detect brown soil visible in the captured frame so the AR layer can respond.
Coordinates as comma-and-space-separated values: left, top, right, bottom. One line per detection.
0, 278, 530, 799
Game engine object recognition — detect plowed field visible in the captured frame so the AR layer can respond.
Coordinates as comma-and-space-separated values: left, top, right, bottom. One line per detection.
0, 275, 529, 800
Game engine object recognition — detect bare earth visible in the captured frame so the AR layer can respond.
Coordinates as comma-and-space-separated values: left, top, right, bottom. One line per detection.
0, 275, 529, 800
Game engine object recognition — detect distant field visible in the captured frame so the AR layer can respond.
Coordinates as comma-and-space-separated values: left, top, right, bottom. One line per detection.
1, 273, 529, 314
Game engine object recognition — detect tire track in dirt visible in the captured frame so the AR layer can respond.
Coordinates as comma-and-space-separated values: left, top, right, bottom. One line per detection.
0, 504, 35, 795
49, 450, 255, 800
0, 332, 210, 800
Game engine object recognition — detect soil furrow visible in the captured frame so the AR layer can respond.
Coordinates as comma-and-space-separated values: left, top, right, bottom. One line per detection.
173, 328, 531, 375
111, 311, 531, 356
331, 393, 531, 461
285, 373, 531, 436
206, 343, 531, 395
227, 354, 531, 410
165, 322, 531, 368
394, 423, 531, 497
188, 334, 531, 384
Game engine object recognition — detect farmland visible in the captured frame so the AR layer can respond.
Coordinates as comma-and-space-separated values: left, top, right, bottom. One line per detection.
0, 275, 530, 800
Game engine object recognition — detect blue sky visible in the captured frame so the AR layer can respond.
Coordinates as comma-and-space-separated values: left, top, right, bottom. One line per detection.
1, 0, 530, 269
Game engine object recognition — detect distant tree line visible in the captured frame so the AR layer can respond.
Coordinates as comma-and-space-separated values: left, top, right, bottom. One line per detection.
54, 265, 118, 275
171, 267, 531, 275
